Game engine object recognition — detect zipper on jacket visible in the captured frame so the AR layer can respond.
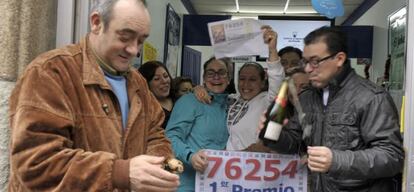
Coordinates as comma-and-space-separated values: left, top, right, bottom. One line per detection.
319, 92, 327, 192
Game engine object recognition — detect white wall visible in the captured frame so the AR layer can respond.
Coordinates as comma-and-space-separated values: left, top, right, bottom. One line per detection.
350, 59, 368, 78
352, 0, 407, 115
56, 0, 75, 48
146, 0, 188, 75
403, 1, 414, 191
352, 0, 406, 82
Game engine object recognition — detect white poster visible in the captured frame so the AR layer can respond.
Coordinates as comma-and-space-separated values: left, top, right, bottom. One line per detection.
208, 19, 268, 59
260, 20, 331, 51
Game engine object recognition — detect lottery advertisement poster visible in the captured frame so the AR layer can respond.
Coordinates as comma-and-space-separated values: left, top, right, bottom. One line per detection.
196, 150, 307, 192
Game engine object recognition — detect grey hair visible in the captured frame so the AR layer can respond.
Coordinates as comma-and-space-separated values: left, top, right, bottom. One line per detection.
89, 0, 147, 30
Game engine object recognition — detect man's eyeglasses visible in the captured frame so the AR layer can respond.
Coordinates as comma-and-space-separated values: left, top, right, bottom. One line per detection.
205, 69, 228, 78
300, 52, 338, 68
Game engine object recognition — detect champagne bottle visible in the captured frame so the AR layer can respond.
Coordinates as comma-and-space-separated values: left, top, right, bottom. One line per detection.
259, 79, 289, 142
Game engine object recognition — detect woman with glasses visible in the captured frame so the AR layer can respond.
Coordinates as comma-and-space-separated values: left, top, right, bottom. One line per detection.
194, 26, 285, 152
165, 57, 230, 191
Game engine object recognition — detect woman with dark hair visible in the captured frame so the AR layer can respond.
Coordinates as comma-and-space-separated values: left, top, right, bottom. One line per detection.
226, 58, 284, 151
138, 60, 173, 128
171, 76, 193, 101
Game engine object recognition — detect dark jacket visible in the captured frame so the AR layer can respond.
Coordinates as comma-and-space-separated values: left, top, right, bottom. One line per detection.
8, 36, 173, 191
266, 61, 404, 192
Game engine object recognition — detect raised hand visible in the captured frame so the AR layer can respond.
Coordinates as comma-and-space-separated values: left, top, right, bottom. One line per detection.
261, 25, 279, 62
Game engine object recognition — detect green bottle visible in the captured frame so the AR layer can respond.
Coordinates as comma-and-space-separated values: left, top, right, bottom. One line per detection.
259, 79, 288, 142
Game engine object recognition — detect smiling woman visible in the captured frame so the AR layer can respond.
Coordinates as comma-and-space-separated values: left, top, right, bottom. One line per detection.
191, 27, 285, 152
202, 57, 230, 94
165, 57, 230, 191
138, 60, 174, 128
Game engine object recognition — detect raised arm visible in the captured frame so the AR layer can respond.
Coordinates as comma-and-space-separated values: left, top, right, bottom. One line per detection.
261, 25, 285, 102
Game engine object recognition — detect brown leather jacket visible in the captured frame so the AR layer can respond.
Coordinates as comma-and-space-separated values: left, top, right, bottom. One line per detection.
8, 36, 173, 191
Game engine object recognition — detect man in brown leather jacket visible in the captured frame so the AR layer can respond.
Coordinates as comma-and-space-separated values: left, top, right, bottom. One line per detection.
261, 27, 404, 191
8, 0, 180, 191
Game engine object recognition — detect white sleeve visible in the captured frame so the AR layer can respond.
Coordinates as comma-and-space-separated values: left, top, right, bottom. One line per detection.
265, 58, 285, 103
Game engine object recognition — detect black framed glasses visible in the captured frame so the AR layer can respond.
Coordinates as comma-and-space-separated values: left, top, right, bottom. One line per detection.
300, 52, 338, 68
205, 69, 228, 78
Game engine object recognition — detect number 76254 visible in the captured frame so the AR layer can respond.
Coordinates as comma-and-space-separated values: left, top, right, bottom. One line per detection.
207, 157, 298, 181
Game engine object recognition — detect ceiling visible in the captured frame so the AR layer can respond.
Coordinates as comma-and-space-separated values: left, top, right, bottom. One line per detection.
188, 0, 366, 24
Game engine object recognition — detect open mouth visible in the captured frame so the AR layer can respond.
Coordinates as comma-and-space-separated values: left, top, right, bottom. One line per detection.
211, 83, 223, 87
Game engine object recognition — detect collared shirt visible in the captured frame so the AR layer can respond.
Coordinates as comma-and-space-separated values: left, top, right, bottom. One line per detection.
323, 87, 329, 106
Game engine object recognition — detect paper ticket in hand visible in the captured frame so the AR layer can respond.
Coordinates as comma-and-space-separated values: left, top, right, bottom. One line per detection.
207, 19, 268, 59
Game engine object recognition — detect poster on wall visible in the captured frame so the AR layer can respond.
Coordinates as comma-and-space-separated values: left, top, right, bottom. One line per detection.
388, 6, 406, 90
164, 4, 181, 78
142, 41, 158, 63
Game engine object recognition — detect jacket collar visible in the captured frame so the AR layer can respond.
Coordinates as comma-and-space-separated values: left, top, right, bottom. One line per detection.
326, 59, 355, 98
208, 92, 228, 103
328, 59, 353, 88
91, 46, 129, 76
311, 59, 354, 96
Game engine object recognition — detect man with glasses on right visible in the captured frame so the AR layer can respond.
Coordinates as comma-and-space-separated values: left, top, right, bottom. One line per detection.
261, 27, 404, 191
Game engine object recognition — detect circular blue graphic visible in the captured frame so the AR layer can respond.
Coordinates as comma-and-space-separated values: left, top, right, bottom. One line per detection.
312, 0, 344, 19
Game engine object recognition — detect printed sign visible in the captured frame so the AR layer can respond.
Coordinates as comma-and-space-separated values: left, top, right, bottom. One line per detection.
196, 150, 307, 192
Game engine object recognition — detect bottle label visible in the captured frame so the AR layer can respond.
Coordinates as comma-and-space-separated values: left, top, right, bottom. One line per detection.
264, 121, 283, 141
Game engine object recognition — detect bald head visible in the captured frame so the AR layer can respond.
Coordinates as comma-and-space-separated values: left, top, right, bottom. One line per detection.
90, 0, 147, 31
88, 0, 150, 73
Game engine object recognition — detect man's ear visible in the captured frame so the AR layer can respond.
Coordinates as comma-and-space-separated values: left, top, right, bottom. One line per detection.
90, 12, 102, 34
335, 52, 347, 67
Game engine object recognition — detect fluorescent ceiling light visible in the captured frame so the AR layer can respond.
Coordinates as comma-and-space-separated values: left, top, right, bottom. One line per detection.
231, 15, 258, 20
235, 0, 239, 13
235, 10, 317, 14
283, 0, 290, 14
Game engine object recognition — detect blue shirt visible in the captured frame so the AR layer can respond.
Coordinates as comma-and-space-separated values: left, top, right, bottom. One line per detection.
104, 73, 129, 129
166, 92, 229, 191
